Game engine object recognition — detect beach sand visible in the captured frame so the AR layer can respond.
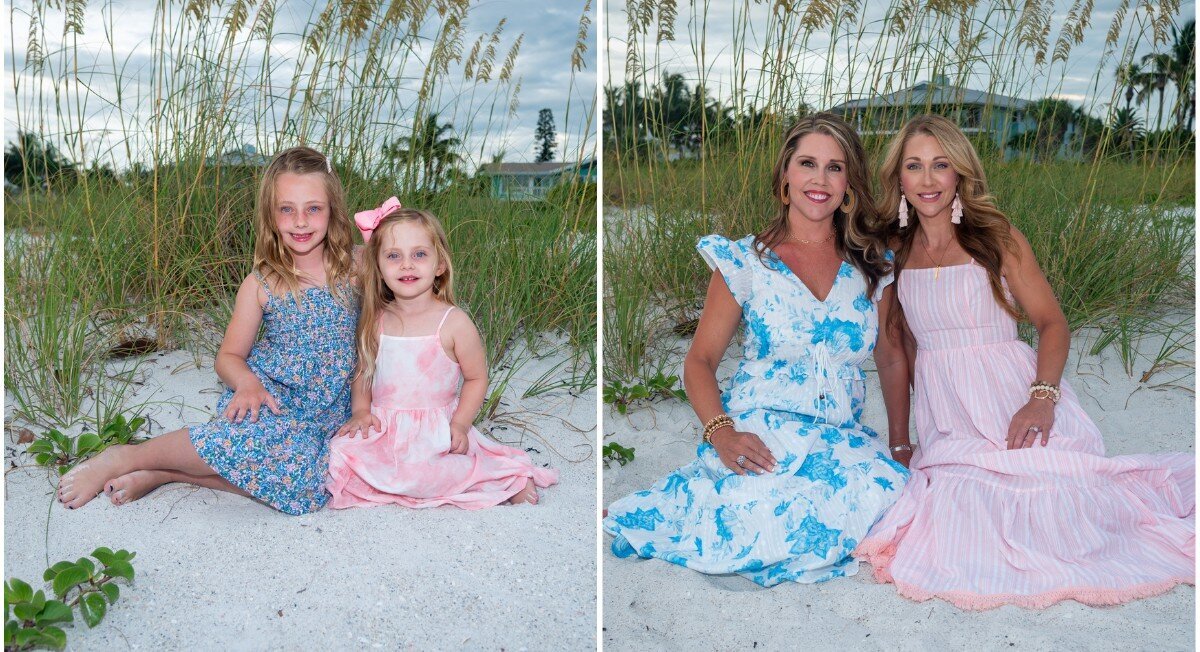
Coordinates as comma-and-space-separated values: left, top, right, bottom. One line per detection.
5, 339, 596, 649
602, 324, 1195, 651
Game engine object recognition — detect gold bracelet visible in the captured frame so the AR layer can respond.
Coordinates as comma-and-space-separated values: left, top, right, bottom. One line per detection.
702, 415, 733, 442
1028, 381, 1061, 404
702, 414, 734, 443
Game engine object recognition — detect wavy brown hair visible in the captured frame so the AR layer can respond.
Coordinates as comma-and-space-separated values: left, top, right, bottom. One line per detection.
877, 114, 1019, 319
759, 112, 891, 299
356, 208, 457, 384
254, 146, 355, 304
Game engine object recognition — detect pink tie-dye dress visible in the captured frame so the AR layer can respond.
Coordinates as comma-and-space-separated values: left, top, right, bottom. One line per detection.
856, 260, 1194, 609
326, 308, 558, 509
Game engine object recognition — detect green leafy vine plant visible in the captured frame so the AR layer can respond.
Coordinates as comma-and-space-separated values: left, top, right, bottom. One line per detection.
602, 442, 636, 467
602, 380, 649, 415
603, 372, 688, 415
26, 415, 146, 476
4, 547, 136, 651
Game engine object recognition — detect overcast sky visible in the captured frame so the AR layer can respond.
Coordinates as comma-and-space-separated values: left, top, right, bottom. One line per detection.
605, 1, 1194, 124
5, 0, 595, 171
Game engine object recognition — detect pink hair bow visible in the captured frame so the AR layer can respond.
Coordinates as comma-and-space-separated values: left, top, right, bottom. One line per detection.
354, 196, 402, 242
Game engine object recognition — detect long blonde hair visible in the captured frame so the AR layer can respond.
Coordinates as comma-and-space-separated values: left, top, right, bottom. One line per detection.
356, 208, 457, 384
254, 146, 355, 303
760, 112, 891, 299
877, 114, 1019, 319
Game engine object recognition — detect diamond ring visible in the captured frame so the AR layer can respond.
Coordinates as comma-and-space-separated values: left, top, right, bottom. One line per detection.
736, 454, 746, 467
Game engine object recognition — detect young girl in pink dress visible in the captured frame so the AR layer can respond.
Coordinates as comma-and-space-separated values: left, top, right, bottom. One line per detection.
855, 114, 1194, 609
325, 200, 558, 508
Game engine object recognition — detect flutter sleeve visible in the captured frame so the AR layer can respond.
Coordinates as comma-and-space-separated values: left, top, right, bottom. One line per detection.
696, 234, 753, 306
873, 249, 896, 303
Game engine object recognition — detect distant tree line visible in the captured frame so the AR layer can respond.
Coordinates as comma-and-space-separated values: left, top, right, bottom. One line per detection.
1105, 19, 1195, 158
604, 72, 811, 159
3, 132, 121, 191
606, 21, 1194, 164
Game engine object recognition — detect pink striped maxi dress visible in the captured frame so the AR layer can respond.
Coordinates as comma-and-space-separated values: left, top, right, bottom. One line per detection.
855, 260, 1194, 609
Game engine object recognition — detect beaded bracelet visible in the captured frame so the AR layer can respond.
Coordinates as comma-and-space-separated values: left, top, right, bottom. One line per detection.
1028, 381, 1061, 404
702, 414, 734, 443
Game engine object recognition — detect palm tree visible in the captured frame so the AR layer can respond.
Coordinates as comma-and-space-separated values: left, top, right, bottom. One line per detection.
1169, 19, 1195, 131
1139, 51, 1174, 132
650, 72, 694, 155
689, 84, 736, 155
1134, 65, 1157, 131
1115, 62, 1143, 112
383, 113, 462, 191
1069, 106, 1105, 157
603, 81, 650, 156
1107, 107, 1144, 158
4, 131, 75, 189
1007, 98, 1077, 162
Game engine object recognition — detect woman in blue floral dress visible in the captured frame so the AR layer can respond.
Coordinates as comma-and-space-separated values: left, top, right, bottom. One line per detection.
604, 114, 912, 586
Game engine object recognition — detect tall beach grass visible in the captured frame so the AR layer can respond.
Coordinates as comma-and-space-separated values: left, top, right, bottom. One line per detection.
603, 0, 1194, 383
5, 0, 596, 431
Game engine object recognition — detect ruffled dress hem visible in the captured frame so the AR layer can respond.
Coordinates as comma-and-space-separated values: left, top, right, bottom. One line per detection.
854, 538, 1191, 610
326, 462, 557, 510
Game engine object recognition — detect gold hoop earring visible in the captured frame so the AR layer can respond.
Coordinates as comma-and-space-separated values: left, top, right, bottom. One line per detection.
779, 184, 790, 205
841, 189, 856, 215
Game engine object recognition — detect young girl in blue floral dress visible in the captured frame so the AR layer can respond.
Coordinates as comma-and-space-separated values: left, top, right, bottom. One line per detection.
604, 114, 912, 586
57, 147, 358, 515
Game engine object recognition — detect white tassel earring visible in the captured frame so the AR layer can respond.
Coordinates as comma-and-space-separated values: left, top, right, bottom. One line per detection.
951, 192, 963, 224
898, 187, 909, 228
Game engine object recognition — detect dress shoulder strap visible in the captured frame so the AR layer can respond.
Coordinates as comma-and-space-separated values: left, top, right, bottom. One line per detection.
435, 306, 456, 337
252, 269, 275, 301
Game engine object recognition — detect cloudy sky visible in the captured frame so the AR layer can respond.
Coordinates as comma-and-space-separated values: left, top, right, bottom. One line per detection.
5, 0, 595, 171
605, 1, 1194, 124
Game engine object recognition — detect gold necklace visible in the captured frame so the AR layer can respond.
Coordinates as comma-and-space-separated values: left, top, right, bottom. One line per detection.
788, 230, 836, 245
919, 234, 953, 280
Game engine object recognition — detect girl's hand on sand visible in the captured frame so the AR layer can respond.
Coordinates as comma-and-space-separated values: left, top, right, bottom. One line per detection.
225, 381, 282, 423
1006, 398, 1055, 450
710, 429, 776, 475
336, 412, 382, 438
448, 422, 470, 454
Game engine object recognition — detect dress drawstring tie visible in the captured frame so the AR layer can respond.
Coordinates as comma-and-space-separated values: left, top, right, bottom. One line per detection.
811, 341, 853, 427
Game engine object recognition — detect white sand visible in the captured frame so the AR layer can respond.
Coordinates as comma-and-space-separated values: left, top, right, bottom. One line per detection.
602, 323, 1195, 650
5, 338, 596, 649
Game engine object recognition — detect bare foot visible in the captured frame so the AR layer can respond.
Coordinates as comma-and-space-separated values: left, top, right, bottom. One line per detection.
57, 445, 129, 510
104, 470, 170, 506
507, 478, 539, 506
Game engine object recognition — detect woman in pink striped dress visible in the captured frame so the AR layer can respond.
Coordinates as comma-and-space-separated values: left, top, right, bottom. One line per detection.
855, 114, 1194, 609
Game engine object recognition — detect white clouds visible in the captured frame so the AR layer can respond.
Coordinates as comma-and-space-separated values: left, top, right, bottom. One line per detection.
4, 0, 596, 170
605, 1, 1194, 123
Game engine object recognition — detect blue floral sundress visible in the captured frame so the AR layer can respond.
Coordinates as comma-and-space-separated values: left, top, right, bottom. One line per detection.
603, 234, 909, 586
190, 273, 357, 515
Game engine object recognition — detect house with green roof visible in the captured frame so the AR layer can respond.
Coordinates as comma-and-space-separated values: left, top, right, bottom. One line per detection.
828, 78, 1080, 158
480, 158, 596, 201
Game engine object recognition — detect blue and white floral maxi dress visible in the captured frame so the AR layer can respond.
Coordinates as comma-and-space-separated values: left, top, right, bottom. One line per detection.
603, 234, 909, 586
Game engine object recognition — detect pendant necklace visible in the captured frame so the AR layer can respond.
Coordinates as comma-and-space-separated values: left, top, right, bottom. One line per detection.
919, 234, 952, 280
